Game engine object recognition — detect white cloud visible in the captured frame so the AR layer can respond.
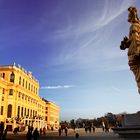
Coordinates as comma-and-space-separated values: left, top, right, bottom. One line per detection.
40, 85, 75, 89
96, 0, 134, 28
41, 0, 136, 72
53, 0, 135, 40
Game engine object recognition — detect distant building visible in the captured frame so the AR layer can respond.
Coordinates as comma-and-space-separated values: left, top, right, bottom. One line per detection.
0, 64, 60, 131
47, 101, 60, 129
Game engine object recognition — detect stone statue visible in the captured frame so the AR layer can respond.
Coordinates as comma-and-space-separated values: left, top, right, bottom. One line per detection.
120, 6, 140, 93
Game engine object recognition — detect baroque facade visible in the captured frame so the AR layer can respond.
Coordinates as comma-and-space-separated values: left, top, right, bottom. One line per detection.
0, 64, 59, 131
43, 99, 60, 130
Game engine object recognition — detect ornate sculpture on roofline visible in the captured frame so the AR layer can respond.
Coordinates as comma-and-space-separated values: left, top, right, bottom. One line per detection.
120, 6, 140, 93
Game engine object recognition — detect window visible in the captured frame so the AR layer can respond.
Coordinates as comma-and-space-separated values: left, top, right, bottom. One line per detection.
28, 109, 29, 116
28, 83, 30, 90
0, 73, 5, 79
17, 106, 20, 118
22, 94, 24, 100
19, 77, 21, 85
9, 89, 13, 95
10, 72, 15, 83
22, 79, 24, 87
21, 107, 23, 117
7, 104, 12, 118
1, 106, 3, 115
24, 108, 26, 116
2, 97, 4, 101
31, 85, 33, 92
18, 92, 21, 98
3, 73, 5, 79
2, 89, 4, 94
26, 81, 27, 89
30, 110, 32, 117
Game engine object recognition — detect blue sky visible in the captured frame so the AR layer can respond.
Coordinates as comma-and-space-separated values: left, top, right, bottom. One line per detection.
0, 0, 140, 121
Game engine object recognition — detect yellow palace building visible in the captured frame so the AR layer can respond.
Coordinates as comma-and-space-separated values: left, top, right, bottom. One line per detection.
0, 64, 60, 131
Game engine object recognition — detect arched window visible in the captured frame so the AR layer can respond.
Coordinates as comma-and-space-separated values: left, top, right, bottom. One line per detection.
24, 108, 26, 116
18, 92, 21, 98
2, 73, 5, 79
30, 110, 32, 117
21, 107, 23, 117
26, 81, 27, 89
7, 104, 12, 118
22, 94, 24, 100
19, 77, 21, 85
17, 106, 20, 118
2, 88, 5, 94
28, 109, 29, 116
22, 79, 24, 87
31, 85, 33, 92
28, 83, 30, 90
9, 89, 13, 95
10, 72, 15, 83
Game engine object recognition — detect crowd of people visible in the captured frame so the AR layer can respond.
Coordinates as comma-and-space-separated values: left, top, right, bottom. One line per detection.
26, 126, 47, 140
0, 122, 113, 140
58, 126, 68, 136
84, 126, 95, 133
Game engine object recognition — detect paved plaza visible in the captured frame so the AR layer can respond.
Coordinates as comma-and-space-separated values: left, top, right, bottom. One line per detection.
5, 128, 139, 140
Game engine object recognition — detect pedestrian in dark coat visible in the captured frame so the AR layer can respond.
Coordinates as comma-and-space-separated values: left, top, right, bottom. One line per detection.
58, 127, 61, 136
26, 129, 32, 140
64, 127, 68, 136
33, 128, 39, 140
2, 127, 8, 140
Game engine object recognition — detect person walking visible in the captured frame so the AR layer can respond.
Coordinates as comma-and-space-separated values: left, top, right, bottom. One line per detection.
2, 127, 8, 140
102, 122, 105, 132
89, 127, 91, 133
58, 127, 61, 136
33, 128, 39, 140
64, 127, 68, 136
26, 128, 32, 140
92, 126, 95, 133
43, 127, 46, 135
75, 133, 79, 139
85, 127, 87, 133
105, 124, 109, 132
0, 123, 4, 140
39, 128, 42, 135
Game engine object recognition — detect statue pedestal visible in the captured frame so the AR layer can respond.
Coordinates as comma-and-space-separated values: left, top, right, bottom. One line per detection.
112, 112, 140, 138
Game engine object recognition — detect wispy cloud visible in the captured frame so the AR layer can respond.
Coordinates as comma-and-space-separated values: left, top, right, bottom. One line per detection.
96, 0, 135, 28
52, 0, 135, 40
41, 0, 136, 72
40, 85, 75, 89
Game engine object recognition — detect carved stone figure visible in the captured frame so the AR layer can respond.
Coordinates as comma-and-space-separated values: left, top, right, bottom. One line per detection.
120, 6, 140, 93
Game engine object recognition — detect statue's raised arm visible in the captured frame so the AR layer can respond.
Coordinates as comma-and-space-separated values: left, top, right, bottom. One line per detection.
120, 6, 140, 93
